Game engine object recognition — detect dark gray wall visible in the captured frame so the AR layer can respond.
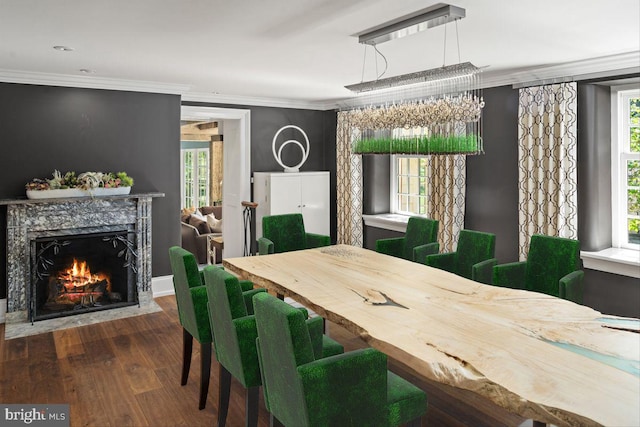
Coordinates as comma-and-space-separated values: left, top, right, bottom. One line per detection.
577, 83, 612, 251
0, 83, 181, 299
362, 155, 391, 215
465, 85, 520, 263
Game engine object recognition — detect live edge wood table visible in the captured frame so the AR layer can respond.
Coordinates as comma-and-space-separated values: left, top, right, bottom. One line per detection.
223, 245, 640, 427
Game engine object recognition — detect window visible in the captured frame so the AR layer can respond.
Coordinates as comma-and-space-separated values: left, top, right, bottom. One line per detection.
180, 147, 210, 209
612, 87, 640, 249
391, 127, 430, 215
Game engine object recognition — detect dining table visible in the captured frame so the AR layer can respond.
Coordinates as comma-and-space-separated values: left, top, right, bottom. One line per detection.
223, 244, 640, 427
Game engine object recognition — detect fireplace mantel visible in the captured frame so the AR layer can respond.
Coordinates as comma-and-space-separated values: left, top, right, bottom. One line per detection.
3, 192, 163, 336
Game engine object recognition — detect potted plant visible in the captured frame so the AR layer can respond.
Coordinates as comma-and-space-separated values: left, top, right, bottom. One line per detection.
26, 170, 134, 199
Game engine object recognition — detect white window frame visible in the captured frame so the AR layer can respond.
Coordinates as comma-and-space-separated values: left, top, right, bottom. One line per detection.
389, 127, 432, 216
390, 154, 431, 216
611, 86, 640, 250
180, 147, 210, 209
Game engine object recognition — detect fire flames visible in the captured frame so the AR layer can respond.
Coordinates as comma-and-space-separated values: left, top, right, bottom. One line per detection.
47, 259, 112, 306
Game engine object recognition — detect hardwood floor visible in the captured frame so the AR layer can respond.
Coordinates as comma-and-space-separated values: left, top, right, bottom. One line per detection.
1, 296, 530, 426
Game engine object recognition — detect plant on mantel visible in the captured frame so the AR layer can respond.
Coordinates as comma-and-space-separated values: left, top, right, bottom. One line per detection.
25, 170, 134, 191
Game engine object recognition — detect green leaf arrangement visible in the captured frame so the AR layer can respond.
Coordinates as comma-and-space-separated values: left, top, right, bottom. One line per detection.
352, 134, 482, 155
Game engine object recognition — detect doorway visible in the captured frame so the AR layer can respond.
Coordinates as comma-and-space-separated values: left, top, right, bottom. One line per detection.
180, 106, 251, 259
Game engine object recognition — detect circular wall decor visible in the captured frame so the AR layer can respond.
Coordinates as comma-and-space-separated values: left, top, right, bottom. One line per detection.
272, 125, 310, 172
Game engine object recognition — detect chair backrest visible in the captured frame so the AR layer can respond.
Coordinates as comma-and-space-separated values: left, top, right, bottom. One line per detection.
254, 292, 314, 426
168, 246, 211, 342
525, 235, 581, 297
203, 266, 254, 386
454, 230, 496, 279
403, 217, 439, 260
262, 213, 307, 253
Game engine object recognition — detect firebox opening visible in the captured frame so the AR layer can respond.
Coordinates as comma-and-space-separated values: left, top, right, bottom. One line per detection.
31, 230, 138, 321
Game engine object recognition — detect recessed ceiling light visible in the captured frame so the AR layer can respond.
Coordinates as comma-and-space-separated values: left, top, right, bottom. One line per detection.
53, 45, 74, 52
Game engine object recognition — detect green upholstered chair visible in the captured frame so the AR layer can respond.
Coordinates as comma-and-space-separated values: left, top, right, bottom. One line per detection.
424, 229, 497, 284
203, 266, 344, 427
168, 246, 253, 410
491, 235, 584, 304
258, 213, 330, 255
376, 216, 439, 263
253, 292, 427, 427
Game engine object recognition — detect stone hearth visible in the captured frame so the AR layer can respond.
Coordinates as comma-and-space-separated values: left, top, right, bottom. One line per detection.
1, 192, 163, 339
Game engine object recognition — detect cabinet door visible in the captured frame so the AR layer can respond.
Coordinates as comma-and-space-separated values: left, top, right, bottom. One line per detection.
300, 173, 329, 235
270, 175, 303, 215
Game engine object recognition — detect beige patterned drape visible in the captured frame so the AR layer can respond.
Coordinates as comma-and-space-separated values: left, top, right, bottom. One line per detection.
336, 112, 363, 246
210, 139, 223, 203
425, 154, 466, 253
517, 82, 578, 260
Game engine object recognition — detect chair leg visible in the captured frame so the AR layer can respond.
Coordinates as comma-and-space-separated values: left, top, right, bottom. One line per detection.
181, 328, 193, 386
217, 365, 232, 426
199, 342, 212, 410
246, 386, 259, 427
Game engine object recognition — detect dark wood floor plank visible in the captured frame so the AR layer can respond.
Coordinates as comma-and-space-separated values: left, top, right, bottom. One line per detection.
53, 327, 84, 359
3, 335, 28, 362
107, 328, 163, 395
1, 359, 33, 403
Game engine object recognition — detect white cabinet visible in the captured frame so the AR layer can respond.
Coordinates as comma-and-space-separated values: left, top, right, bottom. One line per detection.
253, 171, 330, 239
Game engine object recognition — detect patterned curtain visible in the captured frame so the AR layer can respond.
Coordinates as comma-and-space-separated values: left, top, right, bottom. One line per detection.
517, 82, 578, 260
210, 139, 223, 203
336, 112, 363, 246
426, 154, 466, 253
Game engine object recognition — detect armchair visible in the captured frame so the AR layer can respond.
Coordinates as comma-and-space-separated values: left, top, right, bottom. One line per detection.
258, 213, 330, 255
253, 292, 427, 427
376, 216, 439, 262
203, 267, 343, 426
424, 229, 497, 284
490, 235, 584, 304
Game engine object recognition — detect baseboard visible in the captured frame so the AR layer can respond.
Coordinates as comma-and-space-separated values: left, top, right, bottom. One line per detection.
152, 275, 175, 298
0, 299, 6, 324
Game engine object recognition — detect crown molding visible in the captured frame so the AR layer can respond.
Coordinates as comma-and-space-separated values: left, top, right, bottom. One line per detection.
182, 91, 335, 111
1, 51, 638, 111
483, 51, 640, 89
0, 69, 191, 95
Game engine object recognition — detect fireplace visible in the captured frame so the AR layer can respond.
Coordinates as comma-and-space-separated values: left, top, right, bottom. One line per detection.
31, 231, 138, 321
3, 192, 163, 338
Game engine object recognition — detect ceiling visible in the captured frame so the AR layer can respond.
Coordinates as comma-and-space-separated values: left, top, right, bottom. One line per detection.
1, 0, 639, 108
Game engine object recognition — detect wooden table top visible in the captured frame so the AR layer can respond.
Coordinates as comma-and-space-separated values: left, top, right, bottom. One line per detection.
223, 245, 640, 427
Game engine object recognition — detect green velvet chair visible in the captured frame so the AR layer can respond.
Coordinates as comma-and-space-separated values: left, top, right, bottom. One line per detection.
253, 292, 427, 427
203, 266, 344, 427
376, 216, 439, 262
168, 246, 253, 410
258, 213, 330, 255
490, 235, 584, 304
424, 229, 497, 284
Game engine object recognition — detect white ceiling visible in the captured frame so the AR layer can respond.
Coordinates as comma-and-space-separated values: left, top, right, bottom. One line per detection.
1, 0, 639, 108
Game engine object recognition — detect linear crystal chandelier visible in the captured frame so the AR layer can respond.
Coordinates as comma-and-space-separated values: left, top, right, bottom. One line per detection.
343, 3, 485, 156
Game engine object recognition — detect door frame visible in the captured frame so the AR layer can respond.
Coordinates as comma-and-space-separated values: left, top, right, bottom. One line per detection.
180, 105, 251, 259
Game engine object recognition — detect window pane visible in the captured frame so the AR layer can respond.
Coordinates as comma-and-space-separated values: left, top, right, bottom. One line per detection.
630, 97, 640, 126
409, 176, 419, 195
628, 160, 640, 186
399, 176, 408, 194
629, 189, 640, 216
628, 218, 640, 245
631, 127, 640, 153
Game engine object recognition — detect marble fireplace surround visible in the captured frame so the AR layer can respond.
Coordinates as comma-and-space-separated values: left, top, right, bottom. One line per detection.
1, 192, 164, 339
